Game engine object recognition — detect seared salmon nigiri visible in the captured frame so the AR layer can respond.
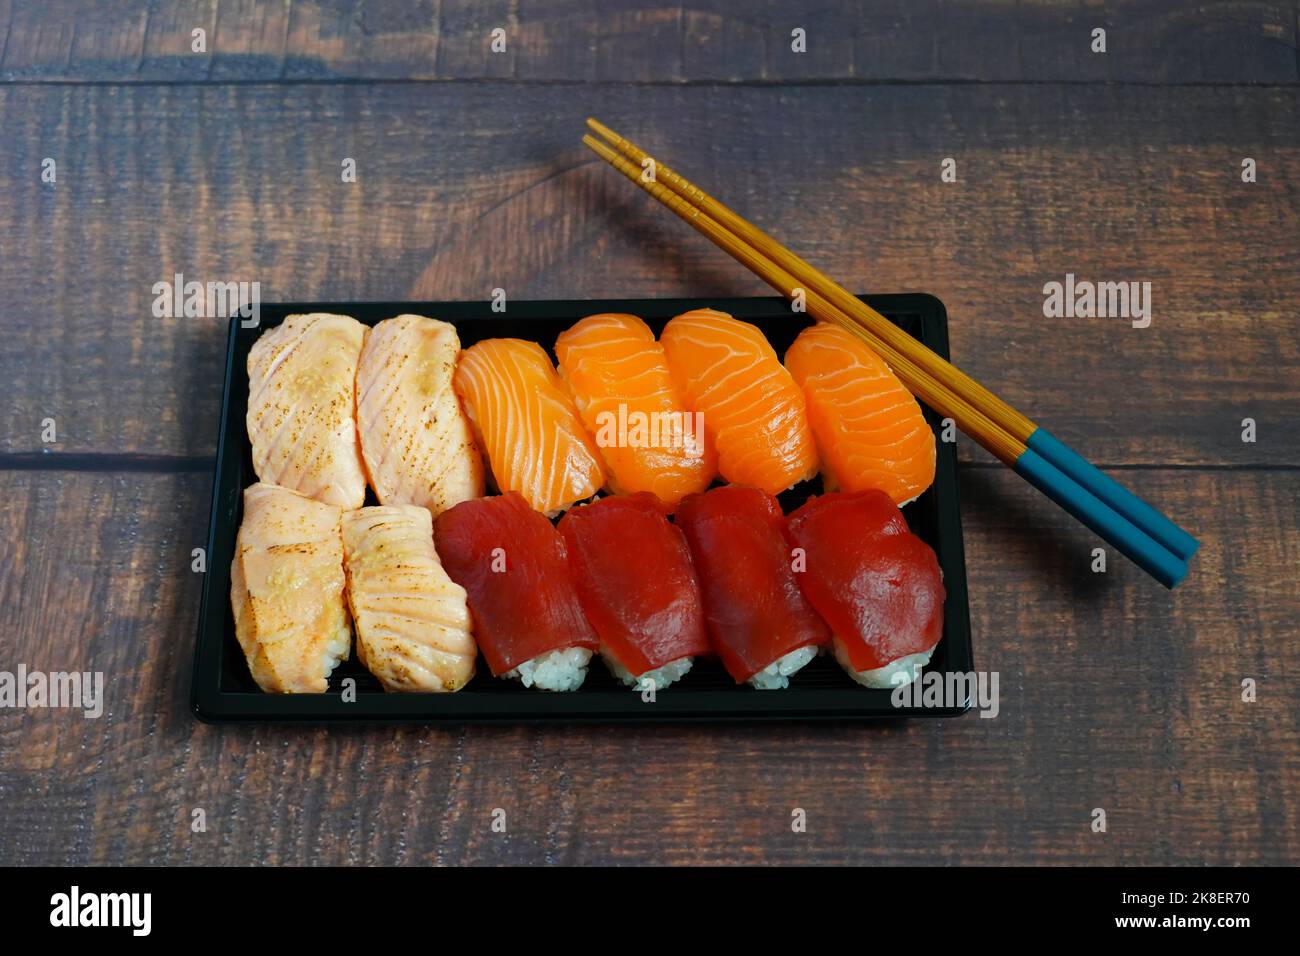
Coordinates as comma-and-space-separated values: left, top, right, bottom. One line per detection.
660, 309, 818, 496
555, 313, 715, 508
230, 482, 352, 693
356, 314, 485, 517
246, 313, 368, 510
785, 322, 935, 506
453, 338, 604, 517
342, 504, 477, 693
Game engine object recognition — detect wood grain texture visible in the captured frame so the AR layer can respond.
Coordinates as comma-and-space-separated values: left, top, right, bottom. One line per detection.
1, 1, 1296, 868
1, 1, 1297, 84
0, 467, 1294, 865
0, 82, 1296, 464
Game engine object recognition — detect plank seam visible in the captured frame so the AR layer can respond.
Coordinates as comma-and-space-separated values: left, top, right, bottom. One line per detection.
0, 77, 1298, 89
0, 453, 213, 473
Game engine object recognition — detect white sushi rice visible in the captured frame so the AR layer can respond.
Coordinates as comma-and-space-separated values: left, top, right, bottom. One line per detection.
601, 649, 694, 691
503, 646, 593, 692
317, 613, 352, 686
747, 645, 818, 690
831, 636, 934, 689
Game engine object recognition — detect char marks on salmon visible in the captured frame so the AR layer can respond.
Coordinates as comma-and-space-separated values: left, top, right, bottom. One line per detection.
230, 483, 352, 693
342, 504, 477, 692
356, 314, 485, 518
246, 313, 368, 510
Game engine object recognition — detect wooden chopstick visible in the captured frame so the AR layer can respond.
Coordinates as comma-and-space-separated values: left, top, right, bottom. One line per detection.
585, 118, 1200, 570
588, 118, 1034, 440
581, 133, 1024, 465
582, 126, 1195, 588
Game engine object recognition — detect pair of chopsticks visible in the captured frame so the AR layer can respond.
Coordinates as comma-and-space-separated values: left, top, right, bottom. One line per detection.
582, 118, 1199, 588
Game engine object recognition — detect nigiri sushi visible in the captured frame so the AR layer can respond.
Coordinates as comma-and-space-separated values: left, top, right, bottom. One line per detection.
246, 313, 368, 509
356, 314, 485, 517
342, 505, 477, 693
676, 485, 830, 688
785, 490, 945, 688
558, 493, 710, 690
230, 482, 352, 693
660, 309, 818, 496
785, 322, 935, 505
453, 338, 605, 517
433, 492, 599, 691
555, 313, 715, 508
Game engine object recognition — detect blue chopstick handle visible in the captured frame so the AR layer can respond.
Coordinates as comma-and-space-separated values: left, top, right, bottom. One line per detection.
1027, 428, 1200, 561
1015, 449, 1189, 589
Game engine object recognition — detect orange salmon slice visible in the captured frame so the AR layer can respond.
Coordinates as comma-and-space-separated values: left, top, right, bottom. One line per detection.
453, 338, 605, 517
660, 308, 818, 496
784, 321, 935, 505
555, 313, 716, 508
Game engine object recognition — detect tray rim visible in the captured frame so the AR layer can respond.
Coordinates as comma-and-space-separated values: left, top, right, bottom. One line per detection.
192, 294, 973, 724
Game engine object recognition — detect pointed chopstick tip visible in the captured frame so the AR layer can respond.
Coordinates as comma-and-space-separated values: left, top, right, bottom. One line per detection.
581, 133, 610, 156
586, 117, 617, 142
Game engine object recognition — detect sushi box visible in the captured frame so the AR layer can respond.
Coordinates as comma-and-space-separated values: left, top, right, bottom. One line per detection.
192, 295, 973, 722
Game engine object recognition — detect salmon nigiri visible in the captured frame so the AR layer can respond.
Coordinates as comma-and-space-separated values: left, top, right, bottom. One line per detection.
246, 313, 368, 509
676, 485, 830, 688
356, 315, 485, 518
434, 492, 599, 691
785, 322, 936, 506
555, 313, 715, 508
230, 483, 352, 693
453, 338, 604, 517
342, 505, 477, 693
660, 309, 818, 496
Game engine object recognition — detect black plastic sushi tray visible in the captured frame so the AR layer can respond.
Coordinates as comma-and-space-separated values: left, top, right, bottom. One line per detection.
192, 295, 974, 722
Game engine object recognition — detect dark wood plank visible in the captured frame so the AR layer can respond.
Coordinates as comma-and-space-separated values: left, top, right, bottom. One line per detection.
207, 0, 294, 81
0, 82, 1296, 465
0, 467, 1295, 864
136, 0, 218, 80
2, 1, 1297, 83
1012, 0, 1300, 84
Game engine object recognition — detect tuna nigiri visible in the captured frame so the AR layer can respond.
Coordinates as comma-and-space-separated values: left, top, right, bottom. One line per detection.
433, 492, 599, 691
676, 485, 830, 688
246, 313, 368, 509
786, 490, 945, 688
559, 493, 710, 690
230, 482, 352, 693
556, 313, 716, 508
454, 338, 605, 517
785, 322, 936, 505
342, 505, 477, 693
660, 309, 818, 496
356, 314, 485, 517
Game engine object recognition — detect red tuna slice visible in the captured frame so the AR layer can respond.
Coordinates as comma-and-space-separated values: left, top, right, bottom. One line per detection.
675, 485, 831, 683
785, 490, 945, 674
558, 493, 710, 677
433, 492, 598, 676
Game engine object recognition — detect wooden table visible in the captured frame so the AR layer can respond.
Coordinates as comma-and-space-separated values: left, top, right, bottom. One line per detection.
2, 1, 1296, 865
